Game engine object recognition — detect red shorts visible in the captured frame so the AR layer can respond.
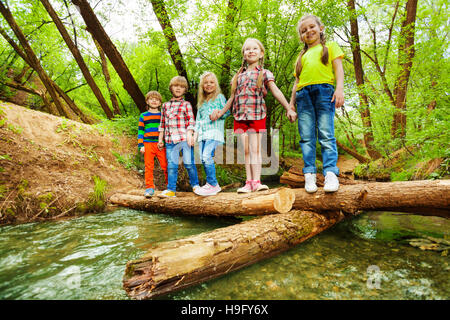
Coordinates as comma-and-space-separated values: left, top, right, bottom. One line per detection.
233, 118, 266, 134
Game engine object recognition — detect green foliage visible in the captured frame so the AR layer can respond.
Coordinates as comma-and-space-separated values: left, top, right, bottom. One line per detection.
111, 150, 140, 171
87, 176, 108, 212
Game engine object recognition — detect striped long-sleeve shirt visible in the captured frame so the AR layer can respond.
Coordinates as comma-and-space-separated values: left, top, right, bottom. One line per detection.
138, 111, 161, 148
159, 98, 195, 144
194, 94, 230, 143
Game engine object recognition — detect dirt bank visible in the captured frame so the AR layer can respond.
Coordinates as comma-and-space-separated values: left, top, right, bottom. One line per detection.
0, 101, 146, 225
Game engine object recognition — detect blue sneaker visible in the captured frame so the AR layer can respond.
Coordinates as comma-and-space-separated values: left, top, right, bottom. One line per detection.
144, 188, 155, 198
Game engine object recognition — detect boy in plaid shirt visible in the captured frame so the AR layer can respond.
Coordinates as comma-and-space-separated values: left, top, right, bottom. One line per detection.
158, 76, 200, 197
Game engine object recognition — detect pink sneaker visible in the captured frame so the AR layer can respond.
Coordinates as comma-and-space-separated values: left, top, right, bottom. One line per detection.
237, 180, 253, 193
252, 180, 269, 192
197, 183, 221, 196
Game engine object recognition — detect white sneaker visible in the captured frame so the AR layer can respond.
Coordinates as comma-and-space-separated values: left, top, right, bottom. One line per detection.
324, 172, 339, 192
304, 173, 318, 193
197, 183, 222, 196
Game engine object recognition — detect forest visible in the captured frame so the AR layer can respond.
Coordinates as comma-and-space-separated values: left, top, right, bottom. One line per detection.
0, 0, 448, 181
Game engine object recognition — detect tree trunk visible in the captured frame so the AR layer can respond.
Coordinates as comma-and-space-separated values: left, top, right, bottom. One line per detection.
291, 179, 450, 218
40, 0, 114, 119
94, 39, 121, 116
110, 188, 296, 216
347, 0, 381, 160
71, 0, 147, 112
336, 140, 370, 163
391, 0, 418, 138
149, 0, 196, 110
220, 0, 238, 96
0, 1, 68, 118
123, 209, 345, 299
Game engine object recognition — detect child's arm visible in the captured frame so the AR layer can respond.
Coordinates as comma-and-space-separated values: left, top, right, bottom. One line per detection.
268, 81, 297, 123
158, 105, 166, 150
157, 131, 164, 150
138, 114, 145, 154
332, 57, 344, 108
289, 78, 299, 110
210, 94, 234, 121
185, 102, 196, 147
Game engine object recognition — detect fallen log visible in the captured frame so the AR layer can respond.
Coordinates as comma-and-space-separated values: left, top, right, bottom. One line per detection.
109, 187, 296, 216
111, 180, 449, 218
291, 179, 450, 218
123, 210, 345, 300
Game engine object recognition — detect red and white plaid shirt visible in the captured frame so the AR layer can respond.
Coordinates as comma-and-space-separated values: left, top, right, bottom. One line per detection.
232, 66, 275, 121
159, 98, 195, 144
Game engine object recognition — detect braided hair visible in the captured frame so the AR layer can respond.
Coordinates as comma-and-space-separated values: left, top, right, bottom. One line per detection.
294, 15, 329, 80
230, 38, 265, 95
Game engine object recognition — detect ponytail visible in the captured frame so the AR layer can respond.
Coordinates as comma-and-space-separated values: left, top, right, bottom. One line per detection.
320, 32, 329, 65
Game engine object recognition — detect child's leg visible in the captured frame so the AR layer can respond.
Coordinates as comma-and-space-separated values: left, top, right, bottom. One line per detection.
180, 141, 199, 188
296, 86, 317, 174
155, 146, 168, 186
315, 84, 339, 176
240, 133, 253, 180
144, 142, 156, 189
165, 143, 179, 192
248, 132, 262, 182
200, 139, 220, 186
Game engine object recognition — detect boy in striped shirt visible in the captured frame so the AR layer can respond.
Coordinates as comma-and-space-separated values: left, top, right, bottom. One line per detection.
138, 91, 168, 197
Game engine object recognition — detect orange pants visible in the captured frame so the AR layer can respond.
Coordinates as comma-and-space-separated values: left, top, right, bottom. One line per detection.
144, 142, 168, 189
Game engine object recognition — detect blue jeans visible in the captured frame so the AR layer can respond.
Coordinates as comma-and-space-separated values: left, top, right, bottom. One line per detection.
199, 139, 221, 187
296, 83, 339, 176
165, 141, 199, 191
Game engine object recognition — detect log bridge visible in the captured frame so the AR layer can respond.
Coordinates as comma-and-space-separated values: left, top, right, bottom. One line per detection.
109, 179, 450, 300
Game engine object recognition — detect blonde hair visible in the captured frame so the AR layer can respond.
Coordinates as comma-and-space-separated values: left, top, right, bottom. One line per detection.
294, 14, 329, 80
230, 38, 265, 95
169, 76, 188, 94
197, 72, 221, 107
145, 90, 162, 104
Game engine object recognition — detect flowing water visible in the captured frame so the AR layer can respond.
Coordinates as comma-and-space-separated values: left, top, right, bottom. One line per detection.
0, 209, 448, 300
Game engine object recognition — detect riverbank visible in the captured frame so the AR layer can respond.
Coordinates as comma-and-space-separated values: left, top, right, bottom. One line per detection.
0, 102, 144, 225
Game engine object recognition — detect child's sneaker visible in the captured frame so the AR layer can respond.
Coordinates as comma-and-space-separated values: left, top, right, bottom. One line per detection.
160, 189, 176, 197
193, 185, 202, 195
237, 180, 253, 193
323, 172, 339, 192
304, 173, 318, 193
144, 188, 155, 198
252, 180, 269, 192
197, 183, 221, 196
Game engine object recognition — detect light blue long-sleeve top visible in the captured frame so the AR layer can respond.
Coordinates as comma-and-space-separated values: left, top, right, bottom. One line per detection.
194, 93, 230, 143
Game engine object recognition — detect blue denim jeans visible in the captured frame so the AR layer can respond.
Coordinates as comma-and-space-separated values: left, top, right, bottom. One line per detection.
199, 139, 221, 187
296, 83, 339, 176
165, 141, 199, 191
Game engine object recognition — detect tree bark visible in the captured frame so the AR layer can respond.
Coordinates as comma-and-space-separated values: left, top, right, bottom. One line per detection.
40, 0, 114, 119
71, 0, 147, 112
336, 140, 371, 163
149, 0, 196, 110
0, 1, 68, 117
391, 0, 418, 138
220, 0, 238, 96
123, 209, 345, 300
347, 0, 381, 160
291, 179, 450, 218
110, 188, 296, 216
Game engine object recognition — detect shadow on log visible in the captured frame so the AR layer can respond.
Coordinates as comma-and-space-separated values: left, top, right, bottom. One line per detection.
123, 210, 345, 300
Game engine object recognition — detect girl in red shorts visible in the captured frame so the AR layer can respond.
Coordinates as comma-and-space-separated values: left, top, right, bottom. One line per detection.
211, 38, 297, 193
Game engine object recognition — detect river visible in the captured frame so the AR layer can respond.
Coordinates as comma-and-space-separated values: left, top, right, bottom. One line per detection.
0, 208, 448, 300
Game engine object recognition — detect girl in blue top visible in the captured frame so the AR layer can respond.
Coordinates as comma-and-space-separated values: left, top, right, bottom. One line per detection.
193, 72, 230, 196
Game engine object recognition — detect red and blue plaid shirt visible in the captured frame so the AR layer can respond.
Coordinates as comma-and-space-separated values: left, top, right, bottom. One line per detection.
159, 98, 195, 144
232, 66, 275, 121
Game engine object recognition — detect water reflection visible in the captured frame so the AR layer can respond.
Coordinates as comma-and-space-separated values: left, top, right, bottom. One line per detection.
0, 209, 448, 300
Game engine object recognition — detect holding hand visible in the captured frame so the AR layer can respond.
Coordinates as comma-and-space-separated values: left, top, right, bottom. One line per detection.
140, 146, 145, 154
157, 141, 164, 150
286, 108, 297, 123
209, 109, 222, 121
186, 130, 194, 147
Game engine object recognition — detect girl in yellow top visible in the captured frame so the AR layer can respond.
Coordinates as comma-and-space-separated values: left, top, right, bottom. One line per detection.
289, 14, 345, 194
